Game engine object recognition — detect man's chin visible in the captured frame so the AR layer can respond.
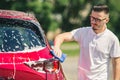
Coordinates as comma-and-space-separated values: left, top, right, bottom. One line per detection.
92, 27, 98, 30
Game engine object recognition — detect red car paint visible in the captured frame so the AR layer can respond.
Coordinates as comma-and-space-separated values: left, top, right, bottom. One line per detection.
0, 10, 65, 80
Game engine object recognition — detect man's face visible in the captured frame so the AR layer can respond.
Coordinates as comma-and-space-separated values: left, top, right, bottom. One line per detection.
90, 11, 109, 33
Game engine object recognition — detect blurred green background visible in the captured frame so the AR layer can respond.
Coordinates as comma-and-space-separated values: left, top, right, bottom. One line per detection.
61, 41, 79, 56
0, 0, 120, 56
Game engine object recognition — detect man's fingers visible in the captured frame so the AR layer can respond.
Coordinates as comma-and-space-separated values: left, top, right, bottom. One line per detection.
53, 47, 62, 58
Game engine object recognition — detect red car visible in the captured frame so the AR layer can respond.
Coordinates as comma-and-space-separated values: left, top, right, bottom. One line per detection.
0, 10, 66, 80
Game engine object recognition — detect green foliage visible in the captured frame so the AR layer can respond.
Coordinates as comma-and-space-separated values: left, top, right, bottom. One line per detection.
110, 0, 120, 11
0, 0, 13, 9
108, 0, 120, 39
56, 0, 69, 6
26, 0, 55, 32
54, 0, 87, 31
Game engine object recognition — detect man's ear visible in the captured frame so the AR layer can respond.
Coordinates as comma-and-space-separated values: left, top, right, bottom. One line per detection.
105, 17, 109, 23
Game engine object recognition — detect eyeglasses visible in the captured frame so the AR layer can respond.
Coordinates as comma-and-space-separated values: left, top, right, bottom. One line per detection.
90, 16, 106, 22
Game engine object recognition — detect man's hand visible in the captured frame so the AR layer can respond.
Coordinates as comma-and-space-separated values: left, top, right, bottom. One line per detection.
53, 46, 62, 58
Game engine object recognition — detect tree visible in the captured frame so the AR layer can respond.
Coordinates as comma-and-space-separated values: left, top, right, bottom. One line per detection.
108, 0, 120, 39
54, 0, 88, 31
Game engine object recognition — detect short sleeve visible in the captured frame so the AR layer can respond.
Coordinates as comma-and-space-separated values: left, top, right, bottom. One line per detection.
110, 36, 120, 58
70, 28, 82, 42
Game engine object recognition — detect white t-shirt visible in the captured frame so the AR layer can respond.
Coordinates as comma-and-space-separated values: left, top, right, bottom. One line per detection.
71, 27, 120, 80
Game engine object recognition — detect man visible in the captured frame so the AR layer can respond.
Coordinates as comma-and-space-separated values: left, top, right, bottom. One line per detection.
53, 4, 120, 80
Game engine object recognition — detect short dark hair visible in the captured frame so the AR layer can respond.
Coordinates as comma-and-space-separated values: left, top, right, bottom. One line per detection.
92, 4, 109, 14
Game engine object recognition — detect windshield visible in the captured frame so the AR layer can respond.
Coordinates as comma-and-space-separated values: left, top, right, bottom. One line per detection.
0, 19, 46, 52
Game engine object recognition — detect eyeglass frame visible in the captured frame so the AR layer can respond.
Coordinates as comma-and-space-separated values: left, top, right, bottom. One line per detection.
90, 16, 106, 22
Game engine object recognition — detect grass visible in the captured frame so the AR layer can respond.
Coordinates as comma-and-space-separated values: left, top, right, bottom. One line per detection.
61, 41, 80, 57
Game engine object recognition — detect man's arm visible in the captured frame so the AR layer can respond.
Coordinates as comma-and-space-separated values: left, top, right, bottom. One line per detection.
53, 32, 74, 57
112, 57, 120, 80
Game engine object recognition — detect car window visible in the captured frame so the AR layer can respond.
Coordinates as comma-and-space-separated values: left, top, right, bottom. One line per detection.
0, 25, 45, 52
